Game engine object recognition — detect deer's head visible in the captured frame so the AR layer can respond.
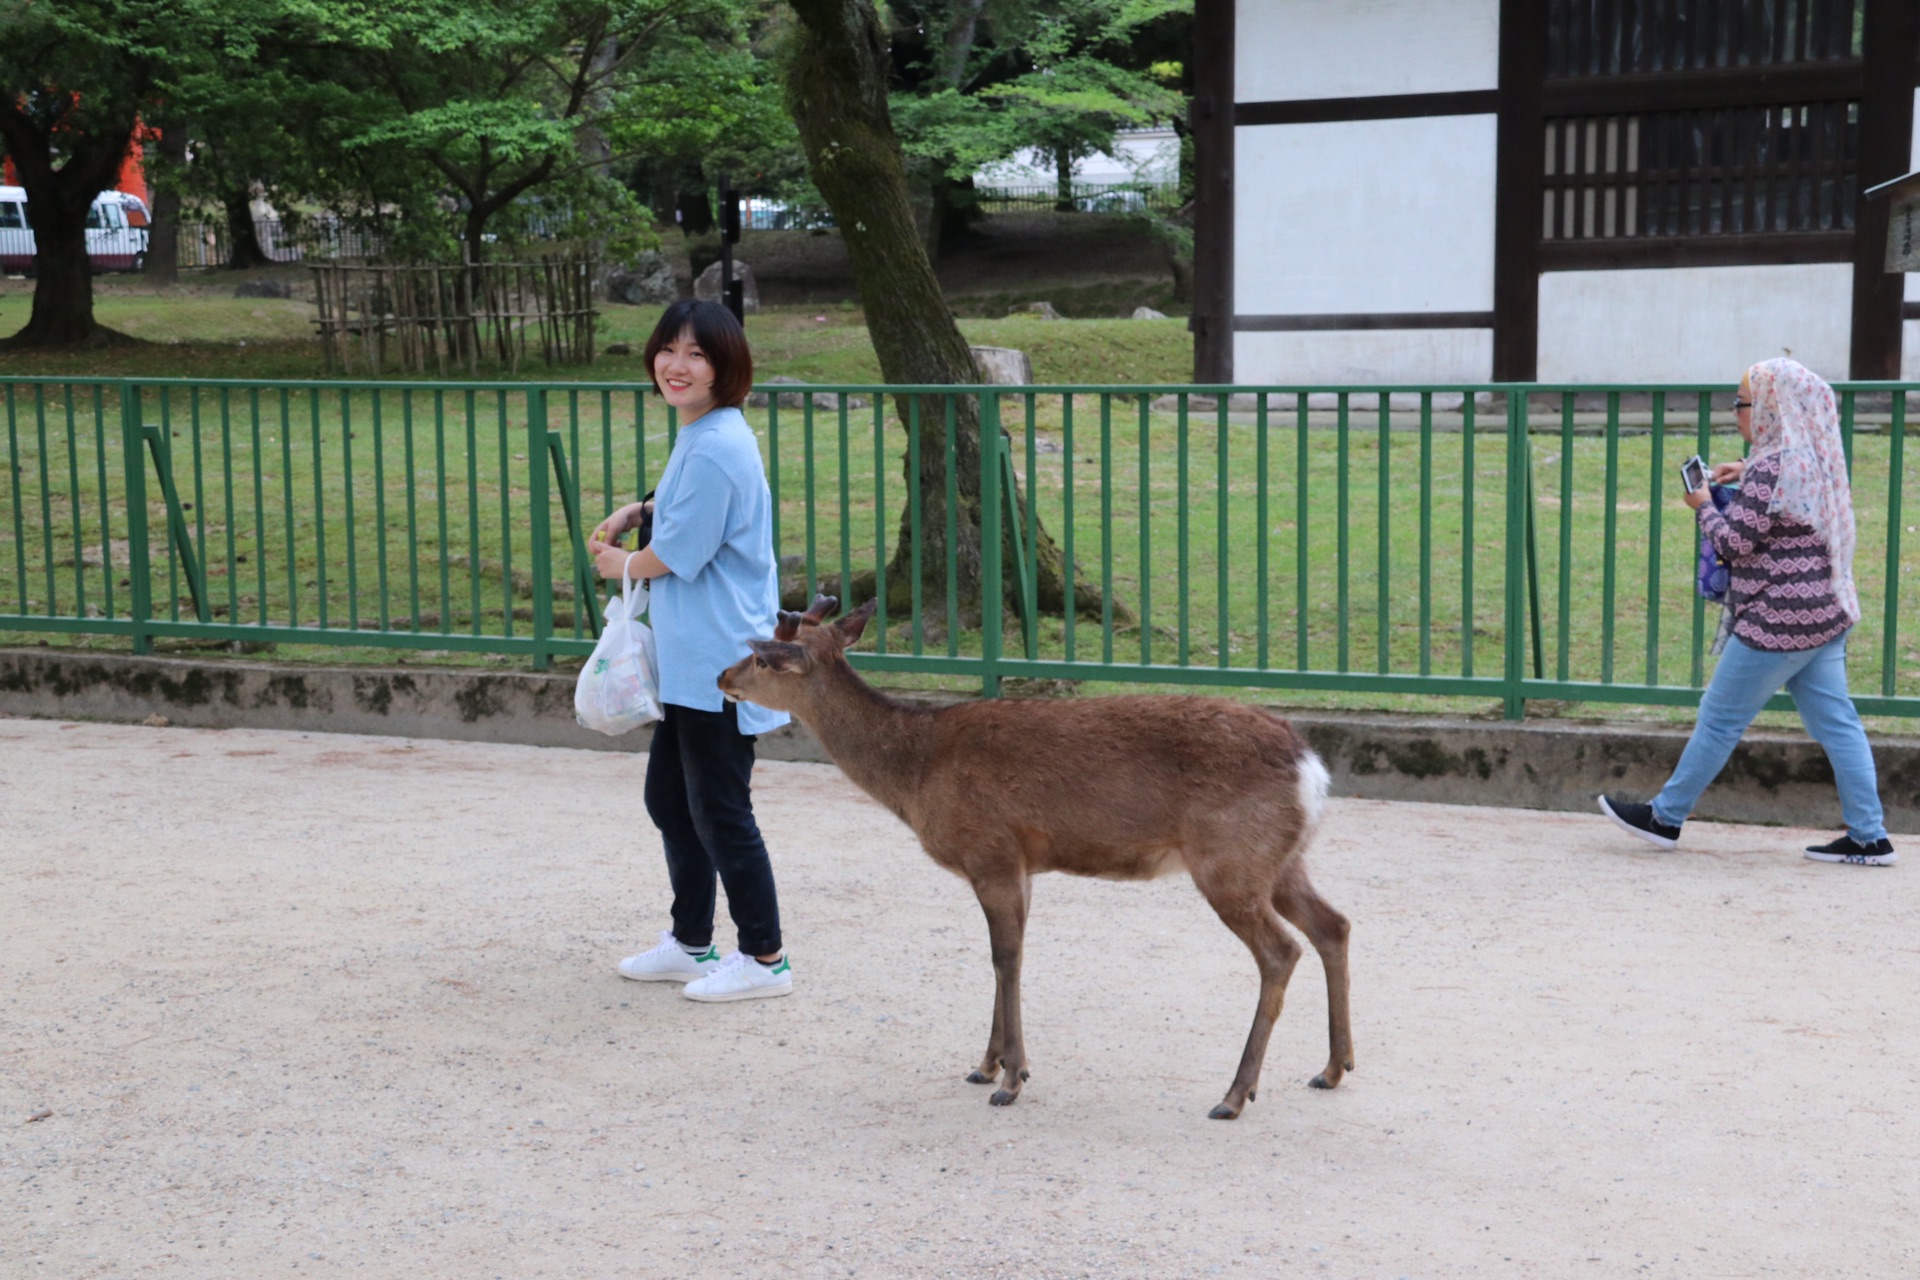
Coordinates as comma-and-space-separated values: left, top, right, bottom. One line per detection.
717, 594, 877, 712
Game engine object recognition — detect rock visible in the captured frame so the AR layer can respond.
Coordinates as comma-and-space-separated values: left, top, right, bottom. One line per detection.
748, 374, 866, 411
1131, 306, 1168, 320
970, 346, 1033, 385
604, 342, 633, 356
606, 251, 677, 306
233, 279, 292, 299
693, 259, 759, 313
1010, 301, 1060, 320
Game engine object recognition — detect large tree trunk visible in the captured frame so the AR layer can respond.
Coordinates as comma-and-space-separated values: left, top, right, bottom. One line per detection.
784, 0, 1110, 625
0, 106, 138, 349
142, 127, 189, 285
221, 186, 273, 270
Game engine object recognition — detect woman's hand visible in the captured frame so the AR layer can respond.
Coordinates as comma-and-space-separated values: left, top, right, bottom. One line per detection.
591, 500, 652, 547
1710, 458, 1744, 485
587, 537, 669, 581
1682, 484, 1712, 510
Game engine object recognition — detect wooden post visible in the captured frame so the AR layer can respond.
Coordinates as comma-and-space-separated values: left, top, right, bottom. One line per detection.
1851, 0, 1920, 379
1493, 0, 1547, 382
1189, 0, 1233, 383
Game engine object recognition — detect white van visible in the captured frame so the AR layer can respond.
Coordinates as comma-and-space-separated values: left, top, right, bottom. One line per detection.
0, 186, 151, 275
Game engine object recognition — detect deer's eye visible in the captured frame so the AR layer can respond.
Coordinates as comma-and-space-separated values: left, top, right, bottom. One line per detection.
754, 656, 767, 669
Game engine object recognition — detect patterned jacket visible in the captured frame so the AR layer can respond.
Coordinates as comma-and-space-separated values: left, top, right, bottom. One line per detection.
1697, 451, 1852, 651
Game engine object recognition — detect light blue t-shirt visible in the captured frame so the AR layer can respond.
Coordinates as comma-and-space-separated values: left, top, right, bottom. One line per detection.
646, 406, 790, 735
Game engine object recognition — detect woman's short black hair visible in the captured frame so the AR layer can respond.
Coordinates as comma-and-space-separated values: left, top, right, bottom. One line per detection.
642, 299, 753, 408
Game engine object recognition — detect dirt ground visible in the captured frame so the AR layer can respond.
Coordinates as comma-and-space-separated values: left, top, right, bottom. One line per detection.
4, 717, 1917, 1279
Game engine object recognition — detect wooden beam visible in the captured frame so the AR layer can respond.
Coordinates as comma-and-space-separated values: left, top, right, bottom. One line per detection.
1852, 0, 1919, 378
1542, 62, 1865, 115
1493, 0, 1547, 381
1540, 231, 1856, 271
1236, 90, 1500, 127
1235, 312, 1495, 331
1190, 0, 1234, 382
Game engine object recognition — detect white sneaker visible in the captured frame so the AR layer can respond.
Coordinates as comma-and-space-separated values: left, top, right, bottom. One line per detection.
682, 950, 793, 1003
618, 931, 722, 983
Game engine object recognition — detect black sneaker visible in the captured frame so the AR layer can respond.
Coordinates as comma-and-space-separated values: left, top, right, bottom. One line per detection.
1804, 835, 1898, 867
1598, 795, 1680, 850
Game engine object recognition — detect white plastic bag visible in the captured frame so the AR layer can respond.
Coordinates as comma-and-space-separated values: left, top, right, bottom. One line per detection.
574, 555, 661, 735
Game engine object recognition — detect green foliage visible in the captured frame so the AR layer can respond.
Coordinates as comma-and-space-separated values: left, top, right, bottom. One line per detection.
887, 0, 1191, 187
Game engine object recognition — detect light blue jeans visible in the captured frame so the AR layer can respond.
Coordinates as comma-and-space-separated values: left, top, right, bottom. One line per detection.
1652, 633, 1887, 841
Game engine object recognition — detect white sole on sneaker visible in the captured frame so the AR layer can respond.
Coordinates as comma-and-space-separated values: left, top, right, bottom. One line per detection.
617, 966, 700, 982
681, 978, 793, 1003
1598, 795, 1677, 850
1804, 849, 1898, 867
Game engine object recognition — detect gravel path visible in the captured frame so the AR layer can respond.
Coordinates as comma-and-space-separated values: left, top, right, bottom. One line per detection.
4, 717, 1915, 1279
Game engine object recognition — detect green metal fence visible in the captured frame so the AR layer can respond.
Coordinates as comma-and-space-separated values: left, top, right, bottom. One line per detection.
3, 376, 1915, 719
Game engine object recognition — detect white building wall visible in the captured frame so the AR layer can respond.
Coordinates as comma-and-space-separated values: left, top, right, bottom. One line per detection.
1235, 329, 1495, 384
1235, 115, 1497, 315
1237, 0, 1500, 101
1537, 264, 1855, 383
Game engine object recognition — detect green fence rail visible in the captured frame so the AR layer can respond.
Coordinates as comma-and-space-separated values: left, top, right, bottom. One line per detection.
3, 377, 1915, 719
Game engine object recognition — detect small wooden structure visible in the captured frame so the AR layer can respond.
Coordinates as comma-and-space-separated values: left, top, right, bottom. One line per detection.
311, 252, 597, 375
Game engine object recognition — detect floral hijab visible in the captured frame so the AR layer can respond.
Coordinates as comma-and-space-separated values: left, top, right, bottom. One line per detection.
1745, 358, 1860, 623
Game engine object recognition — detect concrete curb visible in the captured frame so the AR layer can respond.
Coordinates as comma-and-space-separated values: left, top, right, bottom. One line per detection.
4, 646, 1915, 834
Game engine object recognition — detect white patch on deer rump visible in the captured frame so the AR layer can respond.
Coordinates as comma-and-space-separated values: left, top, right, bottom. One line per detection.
1296, 749, 1331, 826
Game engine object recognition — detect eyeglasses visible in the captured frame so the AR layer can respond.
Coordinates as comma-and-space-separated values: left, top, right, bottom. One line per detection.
1732, 399, 1753, 411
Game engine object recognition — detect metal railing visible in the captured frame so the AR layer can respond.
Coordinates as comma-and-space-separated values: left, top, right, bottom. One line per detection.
972, 182, 1184, 215
2, 378, 1914, 719
174, 218, 391, 268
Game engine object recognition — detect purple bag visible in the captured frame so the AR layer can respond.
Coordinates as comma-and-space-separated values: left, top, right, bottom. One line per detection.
1696, 484, 1735, 602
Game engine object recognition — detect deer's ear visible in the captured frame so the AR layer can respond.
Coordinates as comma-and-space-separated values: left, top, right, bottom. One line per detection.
772, 611, 804, 642
747, 639, 809, 672
833, 598, 879, 648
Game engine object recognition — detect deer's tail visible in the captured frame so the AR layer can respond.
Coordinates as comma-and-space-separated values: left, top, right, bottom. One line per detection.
1294, 746, 1332, 848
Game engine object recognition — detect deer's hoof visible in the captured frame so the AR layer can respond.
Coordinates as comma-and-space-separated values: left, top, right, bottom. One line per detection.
1309, 1073, 1334, 1089
966, 1070, 994, 1085
1207, 1102, 1242, 1120
989, 1089, 1019, 1106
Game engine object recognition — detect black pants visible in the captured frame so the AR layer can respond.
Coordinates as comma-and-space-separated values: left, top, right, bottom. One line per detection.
644, 701, 782, 957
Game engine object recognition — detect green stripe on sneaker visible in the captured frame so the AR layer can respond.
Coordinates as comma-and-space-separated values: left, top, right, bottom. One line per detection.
770, 957, 790, 975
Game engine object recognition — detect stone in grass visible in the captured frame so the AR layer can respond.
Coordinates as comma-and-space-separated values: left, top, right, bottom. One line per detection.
233, 279, 292, 299
970, 346, 1033, 386
693, 259, 759, 313
748, 375, 865, 411
1010, 300, 1061, 320
1131, 306, 1168, 320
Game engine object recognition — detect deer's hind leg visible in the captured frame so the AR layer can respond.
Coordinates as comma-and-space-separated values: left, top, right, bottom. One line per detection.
966, 867, 1032, 1106
1190, 860, 1304, 1121
1274, 866, 1353, 1090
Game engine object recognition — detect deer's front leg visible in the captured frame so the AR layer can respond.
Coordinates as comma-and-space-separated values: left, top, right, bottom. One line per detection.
969, 873, 1030, 1105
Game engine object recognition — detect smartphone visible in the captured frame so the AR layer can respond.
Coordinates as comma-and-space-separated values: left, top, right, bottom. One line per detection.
1679, 454, 1707, 493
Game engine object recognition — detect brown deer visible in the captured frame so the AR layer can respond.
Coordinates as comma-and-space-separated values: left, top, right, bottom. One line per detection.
718, 596, 1353, 1120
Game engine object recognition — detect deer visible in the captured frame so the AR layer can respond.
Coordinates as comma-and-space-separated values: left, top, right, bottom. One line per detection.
717, 595, 1353, 1120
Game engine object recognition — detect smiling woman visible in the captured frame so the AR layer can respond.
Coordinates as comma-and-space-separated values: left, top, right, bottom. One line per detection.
585, 299, 797, 1003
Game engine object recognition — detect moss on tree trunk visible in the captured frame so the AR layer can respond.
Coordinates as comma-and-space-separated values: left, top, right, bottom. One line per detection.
783, 0, 1118, 627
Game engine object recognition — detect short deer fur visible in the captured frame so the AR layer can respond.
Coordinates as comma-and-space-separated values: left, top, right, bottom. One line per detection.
718, 596, 1353, 1119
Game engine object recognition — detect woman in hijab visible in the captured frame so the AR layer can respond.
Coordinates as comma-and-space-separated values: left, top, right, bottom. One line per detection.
1599, 358, 1896, 866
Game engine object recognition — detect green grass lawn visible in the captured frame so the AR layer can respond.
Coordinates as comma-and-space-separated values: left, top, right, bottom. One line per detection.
0, 291, 1195, 385
5, 370, 1916, 729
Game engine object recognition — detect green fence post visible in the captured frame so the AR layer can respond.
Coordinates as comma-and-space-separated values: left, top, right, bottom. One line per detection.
527, 387, 553, 671
547, 431, 603, 641
980, 389, 1002, 698
119, 383, 153, 655
1503, 389, 1528, 720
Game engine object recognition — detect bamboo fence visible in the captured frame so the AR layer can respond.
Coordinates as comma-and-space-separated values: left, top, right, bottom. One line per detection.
311, 253, 597, 375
